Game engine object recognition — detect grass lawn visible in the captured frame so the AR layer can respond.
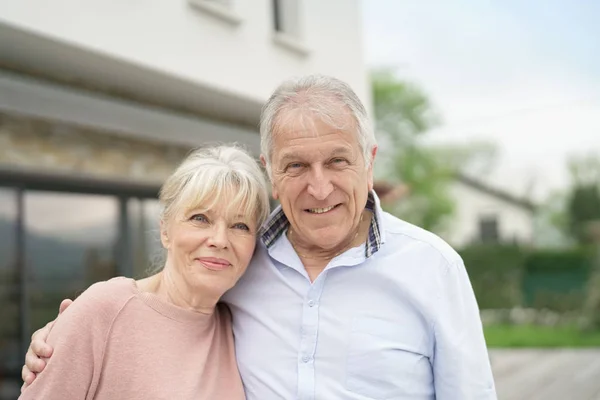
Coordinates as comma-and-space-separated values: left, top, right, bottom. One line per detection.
484, 325, 600, 348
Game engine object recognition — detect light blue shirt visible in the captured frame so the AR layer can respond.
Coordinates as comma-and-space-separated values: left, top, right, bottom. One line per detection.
222, 192, 497, 399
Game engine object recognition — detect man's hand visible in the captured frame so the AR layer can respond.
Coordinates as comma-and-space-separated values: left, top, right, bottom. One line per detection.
21, 299, 73, 392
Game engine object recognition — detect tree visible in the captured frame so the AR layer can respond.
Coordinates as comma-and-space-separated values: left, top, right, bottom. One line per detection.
565, 152, 600, 245
564, 152, 600, 331
371, 69, 497, 233
372, 68, 438, 144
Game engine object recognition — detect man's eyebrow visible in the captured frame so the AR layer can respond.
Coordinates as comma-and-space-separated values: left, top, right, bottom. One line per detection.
278, 147, 353, 164
278, 152, 303, 164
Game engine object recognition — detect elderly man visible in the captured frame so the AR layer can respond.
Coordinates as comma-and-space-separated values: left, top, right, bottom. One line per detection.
22, 75, 497, 399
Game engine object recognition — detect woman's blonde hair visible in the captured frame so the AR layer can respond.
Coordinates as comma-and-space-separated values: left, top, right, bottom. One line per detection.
158, 144, 271, 229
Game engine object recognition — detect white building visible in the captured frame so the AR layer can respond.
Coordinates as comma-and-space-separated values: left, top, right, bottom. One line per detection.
444, 174, 536, 248
375, 174, 536, 249
1, 0, 370, 162
0, 2, 370, 398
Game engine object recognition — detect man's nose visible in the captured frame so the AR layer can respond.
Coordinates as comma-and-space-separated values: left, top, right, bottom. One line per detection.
207, 224, 229, 249
306, 166, 334, 200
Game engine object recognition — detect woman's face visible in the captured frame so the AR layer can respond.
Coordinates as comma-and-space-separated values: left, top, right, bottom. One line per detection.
161, 201, 258, 298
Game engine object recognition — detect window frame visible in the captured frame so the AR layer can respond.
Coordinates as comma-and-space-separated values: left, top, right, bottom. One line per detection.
271, 0, 310, 56
188, 0, 243, 26
0, 167, 160, 394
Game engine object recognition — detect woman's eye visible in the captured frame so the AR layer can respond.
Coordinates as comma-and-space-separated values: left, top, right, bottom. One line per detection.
233, 223, 250, 231
191, 214, 208, 223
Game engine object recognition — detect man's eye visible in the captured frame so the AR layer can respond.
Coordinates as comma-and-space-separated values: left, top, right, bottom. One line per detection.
191, 214, 208, 223
331, 158, 348, 165
233, 223, 250, 231
287, 163, 303, 170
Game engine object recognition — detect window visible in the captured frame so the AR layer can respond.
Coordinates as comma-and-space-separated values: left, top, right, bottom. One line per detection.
128, 199, 162, 279
188, 0, 242, 25
273, 0, 300, 37
0, 188, 20, 400
24, 192, 120, 335
272, 0, 309, 55
0, 171, 160, 400
479, 215, 499, 243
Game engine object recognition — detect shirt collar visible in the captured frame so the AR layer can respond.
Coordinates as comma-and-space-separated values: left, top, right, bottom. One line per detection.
259, 191, 384, 258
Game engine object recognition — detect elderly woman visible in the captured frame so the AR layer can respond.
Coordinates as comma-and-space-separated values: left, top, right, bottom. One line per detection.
19, 145, 271, 400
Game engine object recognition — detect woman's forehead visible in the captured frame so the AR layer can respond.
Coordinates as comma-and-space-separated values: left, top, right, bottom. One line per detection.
182, 199, 255, 220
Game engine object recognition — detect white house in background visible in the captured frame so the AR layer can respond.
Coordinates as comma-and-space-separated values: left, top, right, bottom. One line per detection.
374, 173, 536, 249
443, 174, 536, 248
0, 2, 369, 397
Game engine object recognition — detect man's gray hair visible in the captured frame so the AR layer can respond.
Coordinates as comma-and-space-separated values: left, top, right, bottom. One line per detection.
259, 74, 376, 179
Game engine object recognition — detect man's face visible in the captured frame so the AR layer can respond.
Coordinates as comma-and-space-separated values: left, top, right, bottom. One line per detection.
266, 112, 377, 250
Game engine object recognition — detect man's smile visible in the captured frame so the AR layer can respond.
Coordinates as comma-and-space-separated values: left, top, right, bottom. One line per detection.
304, 204, 342, 214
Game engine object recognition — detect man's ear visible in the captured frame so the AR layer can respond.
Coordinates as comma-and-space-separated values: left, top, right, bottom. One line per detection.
160, 220, 170, 249
367, 145, 378, 191
261, 154, 279, 200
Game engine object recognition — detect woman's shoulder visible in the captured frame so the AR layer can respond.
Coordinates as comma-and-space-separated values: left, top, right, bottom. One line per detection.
45, 277, 139, 347
68, 277, 138, 321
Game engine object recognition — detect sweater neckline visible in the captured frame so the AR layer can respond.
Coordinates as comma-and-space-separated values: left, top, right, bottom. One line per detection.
122, 277, 219, 325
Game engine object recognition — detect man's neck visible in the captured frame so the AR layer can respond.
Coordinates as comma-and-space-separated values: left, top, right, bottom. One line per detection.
289, 210, 372, 281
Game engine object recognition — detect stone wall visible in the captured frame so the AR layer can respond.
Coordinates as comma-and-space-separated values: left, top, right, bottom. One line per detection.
0, 112, 191, 184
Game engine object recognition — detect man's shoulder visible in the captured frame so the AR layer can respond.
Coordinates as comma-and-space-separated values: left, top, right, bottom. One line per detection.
380, 211, 462, 267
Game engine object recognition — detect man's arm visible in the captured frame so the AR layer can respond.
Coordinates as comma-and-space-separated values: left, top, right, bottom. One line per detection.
432, 259, 497, 399
21, 299, 72, 391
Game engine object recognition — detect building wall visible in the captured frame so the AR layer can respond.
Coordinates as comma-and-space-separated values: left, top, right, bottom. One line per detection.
444, 180, 534, 247
0, 113, 189, 183
0, 0, 370, 107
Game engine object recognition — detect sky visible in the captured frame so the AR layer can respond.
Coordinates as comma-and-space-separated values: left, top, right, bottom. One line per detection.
362, 0, 600, 202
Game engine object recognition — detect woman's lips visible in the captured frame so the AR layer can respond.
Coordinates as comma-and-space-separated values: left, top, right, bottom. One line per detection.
197, 257, 231, 271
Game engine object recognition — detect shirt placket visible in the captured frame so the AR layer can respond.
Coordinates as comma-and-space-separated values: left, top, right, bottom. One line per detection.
296, 273, 327, 400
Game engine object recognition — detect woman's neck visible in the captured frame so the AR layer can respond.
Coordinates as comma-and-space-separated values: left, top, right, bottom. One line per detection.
137, 269, 219, 315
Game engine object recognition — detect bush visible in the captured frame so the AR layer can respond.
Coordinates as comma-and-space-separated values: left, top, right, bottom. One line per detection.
523, 248, 593, 312
459, 245, 595, 312
459, 244, 528, 310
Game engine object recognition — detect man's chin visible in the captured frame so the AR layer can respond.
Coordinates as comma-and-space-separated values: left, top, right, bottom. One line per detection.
306, 231, 348, 250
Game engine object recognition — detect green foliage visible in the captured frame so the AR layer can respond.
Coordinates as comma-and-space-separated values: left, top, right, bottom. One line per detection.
371, 68, 438, 143
562, 152, 600, 244
371, 69, 454, 232
459, 245, 594, 311
532, 189, 574, 248
567, 184, 600, 244
524, 249, 593, 271
484, 325, 600, 348
533, 152, 600, 247
371, 68, 499, 233
381, 144, 457, 231
459, 244, 527, 309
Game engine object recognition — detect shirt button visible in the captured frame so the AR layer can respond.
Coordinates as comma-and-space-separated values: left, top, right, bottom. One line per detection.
308, 300, 315, 307
302, 356, 310, 363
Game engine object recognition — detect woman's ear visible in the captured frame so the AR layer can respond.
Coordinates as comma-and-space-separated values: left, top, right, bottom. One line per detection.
160, 220, 170, 249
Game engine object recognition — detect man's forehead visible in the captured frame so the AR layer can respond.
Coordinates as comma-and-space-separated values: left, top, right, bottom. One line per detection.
274, 106, 354, 134
270, 110, 360, 160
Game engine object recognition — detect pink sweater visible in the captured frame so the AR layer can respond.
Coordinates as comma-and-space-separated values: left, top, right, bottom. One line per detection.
19, 277, 245, 400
